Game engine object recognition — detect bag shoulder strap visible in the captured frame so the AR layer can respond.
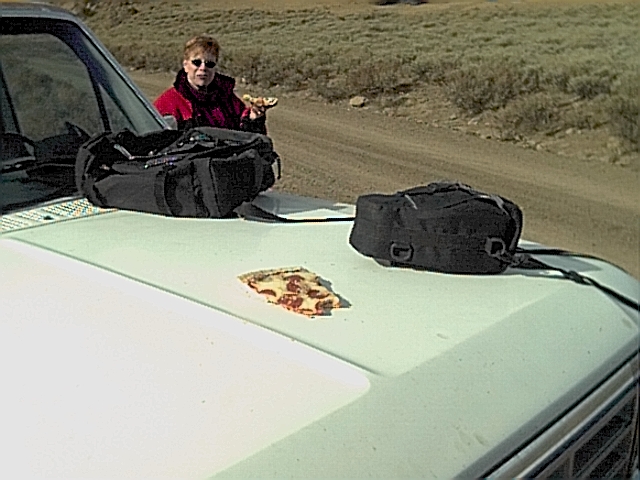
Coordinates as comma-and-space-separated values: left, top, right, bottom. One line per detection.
233, 202, 354, 224
512, 248, 639, 311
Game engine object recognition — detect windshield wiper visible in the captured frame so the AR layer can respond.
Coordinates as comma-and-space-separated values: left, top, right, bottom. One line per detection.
0, 156, 37, 175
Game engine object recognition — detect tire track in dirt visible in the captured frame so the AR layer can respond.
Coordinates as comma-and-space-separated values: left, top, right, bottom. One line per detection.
270, 105, 638, 211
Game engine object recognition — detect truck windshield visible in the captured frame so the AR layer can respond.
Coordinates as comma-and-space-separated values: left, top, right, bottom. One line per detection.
0, 17, 163, 214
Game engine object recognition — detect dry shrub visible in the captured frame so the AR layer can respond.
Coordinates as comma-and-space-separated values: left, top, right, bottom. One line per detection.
569, 75, 612, 100
107, 42, 180, 71
224, 47, 335, 91
57, 0, 139, 20
447, 61, 541, 115
608, 77, 640, 151
500, 92, 610, 137
346, 59, 414, 97
563, 100, 609, 131
500, 93, 560, 134
305, 58, 415, 102
312, 77, 351, 102
412, 59, 457, 85
224, 48, 266, 86
544, 62, 616, 99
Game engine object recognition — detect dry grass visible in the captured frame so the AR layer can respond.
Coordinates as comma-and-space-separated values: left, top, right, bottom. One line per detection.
59, 0, 639, 157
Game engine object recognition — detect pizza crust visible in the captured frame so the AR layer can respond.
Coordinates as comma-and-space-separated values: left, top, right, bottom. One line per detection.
238, 267, 342, 317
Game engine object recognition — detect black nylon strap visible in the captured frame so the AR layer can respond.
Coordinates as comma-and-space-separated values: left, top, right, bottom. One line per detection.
515, 247, 609, 263
532, 258, 638, 311
233, 202, 355, 224
153, 168, 173, 216
510, 250, 639, 311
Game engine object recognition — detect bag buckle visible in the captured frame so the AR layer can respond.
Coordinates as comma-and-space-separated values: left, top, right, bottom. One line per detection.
485, 237, 507, 259
390, 242, 413, 262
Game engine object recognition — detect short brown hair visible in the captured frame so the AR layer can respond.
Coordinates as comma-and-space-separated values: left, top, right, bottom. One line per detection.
183, 35, 220, 61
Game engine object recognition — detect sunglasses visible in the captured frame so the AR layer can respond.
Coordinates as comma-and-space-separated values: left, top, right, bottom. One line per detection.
191, 59, 216, 69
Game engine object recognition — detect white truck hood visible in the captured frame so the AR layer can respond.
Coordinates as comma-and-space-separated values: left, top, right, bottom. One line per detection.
1, 193, 638, 479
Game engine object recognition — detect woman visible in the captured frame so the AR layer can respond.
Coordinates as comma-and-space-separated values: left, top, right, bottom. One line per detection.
154, 35, 267, 134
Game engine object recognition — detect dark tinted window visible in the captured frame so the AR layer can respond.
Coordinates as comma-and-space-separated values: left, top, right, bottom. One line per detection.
0, 17, 162, 214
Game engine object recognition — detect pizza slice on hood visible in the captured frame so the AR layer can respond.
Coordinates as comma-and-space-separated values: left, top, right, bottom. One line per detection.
238, 267, 343, 317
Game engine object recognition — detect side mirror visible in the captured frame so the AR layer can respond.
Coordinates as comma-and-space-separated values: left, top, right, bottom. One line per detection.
162, 115, 178, 130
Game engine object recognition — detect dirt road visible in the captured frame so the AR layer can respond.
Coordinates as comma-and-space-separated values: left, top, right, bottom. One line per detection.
131, 71, 639, 279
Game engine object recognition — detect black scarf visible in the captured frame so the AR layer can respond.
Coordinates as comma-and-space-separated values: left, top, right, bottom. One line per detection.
173, 70, 239, 130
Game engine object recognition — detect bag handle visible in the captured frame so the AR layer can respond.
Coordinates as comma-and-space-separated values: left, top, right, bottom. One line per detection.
402, 180, 475, 196
402, 182, 510, 212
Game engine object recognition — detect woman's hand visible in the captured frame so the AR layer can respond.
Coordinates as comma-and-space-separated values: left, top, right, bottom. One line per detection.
249, 104, 266, 120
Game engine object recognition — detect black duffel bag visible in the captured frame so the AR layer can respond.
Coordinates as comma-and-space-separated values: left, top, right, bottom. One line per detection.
348, 181, 523, 274
75, 127, 280, 218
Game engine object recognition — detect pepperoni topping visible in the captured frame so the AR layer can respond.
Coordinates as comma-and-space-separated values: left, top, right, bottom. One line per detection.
307, 289, 328, 299
257, 288, 277, 297
286, 280, 301, 293
285, 274, 304, 282
278, 295, 304, 309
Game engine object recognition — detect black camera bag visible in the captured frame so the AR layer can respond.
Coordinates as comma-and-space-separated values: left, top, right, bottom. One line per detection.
348, 181, 523, 274
76, 127, 280, 218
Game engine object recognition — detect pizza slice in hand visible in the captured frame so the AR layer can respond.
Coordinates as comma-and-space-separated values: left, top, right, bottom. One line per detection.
242, 94, 278, 109
238, 267, 343, 317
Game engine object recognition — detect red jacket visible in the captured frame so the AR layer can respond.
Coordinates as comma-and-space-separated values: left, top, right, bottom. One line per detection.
154, 71, 266, 134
